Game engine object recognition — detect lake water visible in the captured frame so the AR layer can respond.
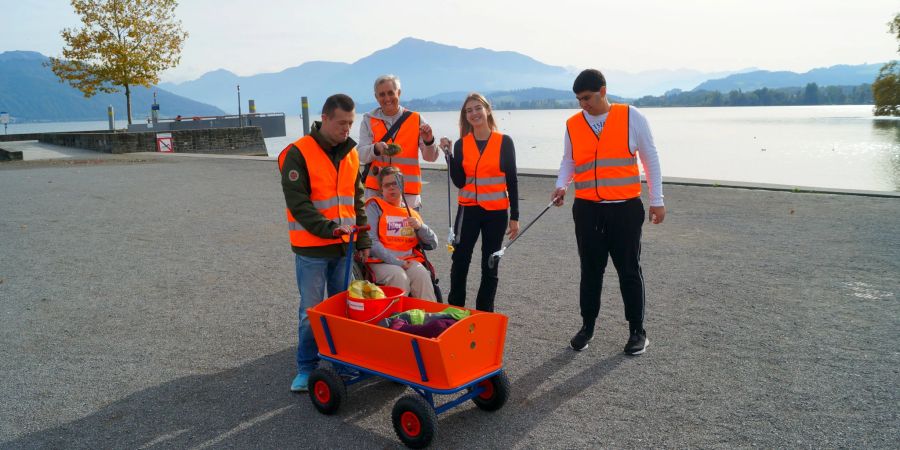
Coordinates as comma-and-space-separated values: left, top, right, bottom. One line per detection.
7, 106, 899, 192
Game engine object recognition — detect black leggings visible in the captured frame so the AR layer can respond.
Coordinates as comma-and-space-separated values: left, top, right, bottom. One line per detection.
573, 197, 646, 326
448, 205, 508, 312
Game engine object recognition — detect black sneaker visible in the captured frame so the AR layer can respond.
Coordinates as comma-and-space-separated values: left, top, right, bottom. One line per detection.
624, 329, 649, 355
570, 325, 594, 351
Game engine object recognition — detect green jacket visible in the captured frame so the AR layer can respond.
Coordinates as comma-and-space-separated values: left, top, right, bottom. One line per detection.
279, 121, 371, 257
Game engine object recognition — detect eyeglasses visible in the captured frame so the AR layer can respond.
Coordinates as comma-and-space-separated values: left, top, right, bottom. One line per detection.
382, 180, 399, 188
465, 104, 485, 114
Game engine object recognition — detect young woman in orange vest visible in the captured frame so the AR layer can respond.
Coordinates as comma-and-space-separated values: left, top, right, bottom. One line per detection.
364, 166, 439, 301
439, 93, 519, 312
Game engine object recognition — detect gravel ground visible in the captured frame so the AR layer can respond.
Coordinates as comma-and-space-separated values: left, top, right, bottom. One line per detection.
1, 155, 897, 449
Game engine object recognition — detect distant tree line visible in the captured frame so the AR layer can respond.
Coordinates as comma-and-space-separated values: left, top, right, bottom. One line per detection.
632, 83, 873, 108
399, 84, 874, 112
400, 97, 581, 112
399, 91, 630, 112
872, 12, 899, 116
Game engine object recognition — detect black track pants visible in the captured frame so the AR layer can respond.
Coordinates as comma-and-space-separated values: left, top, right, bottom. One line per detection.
573, 197, 646, 325
448, 205, 507, 312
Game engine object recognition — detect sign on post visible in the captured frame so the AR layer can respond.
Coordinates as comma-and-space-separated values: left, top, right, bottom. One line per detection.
0, 112, 9, 134
156, 133, 173, 153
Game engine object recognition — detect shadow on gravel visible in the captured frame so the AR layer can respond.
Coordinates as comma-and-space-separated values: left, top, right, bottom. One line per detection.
4, 346, 629, 449
2, 349, 408, 449
434, 347, 627, 448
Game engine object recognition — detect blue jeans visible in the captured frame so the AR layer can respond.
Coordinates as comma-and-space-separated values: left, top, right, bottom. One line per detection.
295, 253, 348, 374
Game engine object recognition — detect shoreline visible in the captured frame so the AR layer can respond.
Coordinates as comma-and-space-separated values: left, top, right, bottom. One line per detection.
3, 148, 897, 198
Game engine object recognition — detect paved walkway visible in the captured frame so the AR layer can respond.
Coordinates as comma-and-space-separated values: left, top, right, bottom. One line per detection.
1, 155, 897, 448
0, 140, 105, 161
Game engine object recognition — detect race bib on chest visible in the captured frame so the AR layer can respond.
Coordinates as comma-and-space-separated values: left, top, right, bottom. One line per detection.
385, 215, 415, 238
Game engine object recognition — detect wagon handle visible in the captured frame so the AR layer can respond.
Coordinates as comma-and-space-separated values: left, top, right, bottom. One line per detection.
338, 224, 372, 290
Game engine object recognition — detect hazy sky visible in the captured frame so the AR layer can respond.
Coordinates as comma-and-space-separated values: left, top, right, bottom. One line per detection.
2, 0, 897, 82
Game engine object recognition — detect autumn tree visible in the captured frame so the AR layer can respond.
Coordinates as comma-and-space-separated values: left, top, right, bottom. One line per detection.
49, 0, 189, 125
873, 13, 900, 116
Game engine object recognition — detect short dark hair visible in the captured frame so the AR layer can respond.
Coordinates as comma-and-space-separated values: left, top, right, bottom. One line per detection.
322, 94, 355, 116
572, 69, 606, 93
377, 165, 402, 188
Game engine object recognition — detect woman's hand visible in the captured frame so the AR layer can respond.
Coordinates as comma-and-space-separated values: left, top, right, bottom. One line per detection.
439, 137, 452, 157
406, 217, 422, 230
506, 220, 519, 240
401, 260, 412, 270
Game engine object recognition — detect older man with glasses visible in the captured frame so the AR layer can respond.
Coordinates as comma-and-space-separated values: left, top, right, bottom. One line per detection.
358, 74, 440, 210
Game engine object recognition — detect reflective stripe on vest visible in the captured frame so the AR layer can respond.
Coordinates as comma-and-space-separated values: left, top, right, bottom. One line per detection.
277, 135, 359, 248
364, 112, 423, 195
457, 132, 509, 211
364, 196, 425, 264
567, 104, 641, 201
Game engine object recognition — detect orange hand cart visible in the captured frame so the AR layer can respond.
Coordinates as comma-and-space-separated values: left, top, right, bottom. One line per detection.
306, 290, 510, 448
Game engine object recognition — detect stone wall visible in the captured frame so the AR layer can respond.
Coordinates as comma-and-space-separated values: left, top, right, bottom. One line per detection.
0, 133, 57, 142
34, 127, 266, 155
169, 127, 267, 154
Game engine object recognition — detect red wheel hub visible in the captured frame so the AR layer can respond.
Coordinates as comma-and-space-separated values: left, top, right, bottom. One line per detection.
400, 411, 422, 437
313, 381, 331, 404
478, 380, 494, 400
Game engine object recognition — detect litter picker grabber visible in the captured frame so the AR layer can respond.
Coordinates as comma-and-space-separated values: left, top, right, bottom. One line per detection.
440, 138, 455, 254
487, 197, 558, 269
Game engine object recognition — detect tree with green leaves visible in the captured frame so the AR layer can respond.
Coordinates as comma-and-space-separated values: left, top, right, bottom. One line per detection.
49, 0, 189, 125
872, 13, 900, 116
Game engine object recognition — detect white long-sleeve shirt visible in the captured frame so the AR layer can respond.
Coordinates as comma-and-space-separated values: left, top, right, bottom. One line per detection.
358, 106, 439, 209
555, 106, 664, 207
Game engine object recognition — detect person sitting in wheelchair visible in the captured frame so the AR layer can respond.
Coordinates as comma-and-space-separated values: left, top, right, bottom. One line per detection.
364, 166, 439, 301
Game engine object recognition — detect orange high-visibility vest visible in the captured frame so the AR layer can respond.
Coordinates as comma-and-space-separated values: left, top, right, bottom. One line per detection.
364, 112, 423, 195
567, 104, 641, 201
365, 196, 425, 264
278, 135, 359, 247
457, 132, 509, 211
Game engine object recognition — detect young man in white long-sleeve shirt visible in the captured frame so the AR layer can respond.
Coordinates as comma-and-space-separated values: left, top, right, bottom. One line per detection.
551, 69, 666, 356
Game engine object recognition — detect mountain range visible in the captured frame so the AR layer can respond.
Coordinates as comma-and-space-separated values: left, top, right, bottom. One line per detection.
160, 38, 578, 115
0, 38, 886, 122
161, 38, 882, 115
693, 64, 883, 92
0, 51, 224, 123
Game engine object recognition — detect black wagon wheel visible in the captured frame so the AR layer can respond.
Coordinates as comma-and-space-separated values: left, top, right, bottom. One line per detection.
471, 372, 510, 411
307, 367, 346, 415
391, 394, 437, 449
